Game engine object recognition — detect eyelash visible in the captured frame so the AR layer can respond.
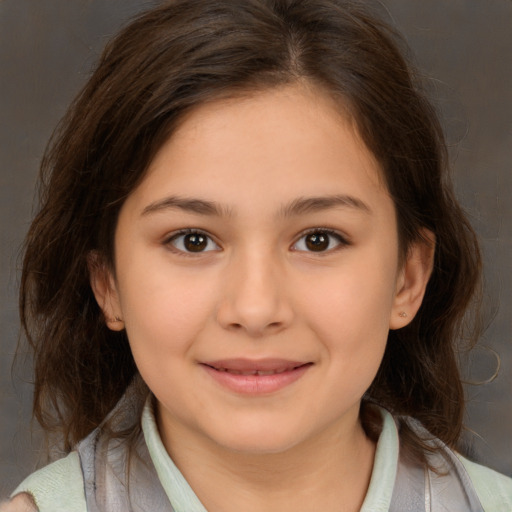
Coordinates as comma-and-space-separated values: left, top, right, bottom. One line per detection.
164, 229, 221, 256
291, 228, 350, 254
163, 228, 350, 255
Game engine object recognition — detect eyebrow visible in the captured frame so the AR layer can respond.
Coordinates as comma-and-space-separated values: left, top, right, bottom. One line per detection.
141, 196, 233, 217
278, 195, 371, 218
141, 194, 371, 218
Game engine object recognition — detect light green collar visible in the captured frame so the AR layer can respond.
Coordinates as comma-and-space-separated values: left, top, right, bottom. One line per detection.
360, 408, 399, 511
141, 398, 398, 512
142, 398, 208, 512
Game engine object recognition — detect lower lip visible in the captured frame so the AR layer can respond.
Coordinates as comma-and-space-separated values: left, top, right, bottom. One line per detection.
201, 364, 312, 395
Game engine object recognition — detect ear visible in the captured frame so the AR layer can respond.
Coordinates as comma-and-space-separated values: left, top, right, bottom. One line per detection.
389, 230, 435, 330
87, 251, 125, 331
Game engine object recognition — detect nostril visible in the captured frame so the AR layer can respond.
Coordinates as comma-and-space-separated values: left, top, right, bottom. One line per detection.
216, 291, 293, 335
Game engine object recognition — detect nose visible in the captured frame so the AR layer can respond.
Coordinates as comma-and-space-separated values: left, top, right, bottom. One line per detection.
216, 248, 294, 337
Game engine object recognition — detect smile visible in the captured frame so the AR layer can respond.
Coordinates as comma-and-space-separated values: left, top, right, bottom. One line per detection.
200, 359, 313, 394
214, 368, 293, 376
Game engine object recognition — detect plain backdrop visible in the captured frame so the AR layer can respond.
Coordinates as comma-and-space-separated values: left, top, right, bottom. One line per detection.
1, 0, 511, 496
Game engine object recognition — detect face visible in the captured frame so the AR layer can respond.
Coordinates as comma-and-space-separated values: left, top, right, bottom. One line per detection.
92, 85, 432, 456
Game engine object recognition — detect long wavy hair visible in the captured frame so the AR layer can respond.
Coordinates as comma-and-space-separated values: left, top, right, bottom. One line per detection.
20, 0, 481, 462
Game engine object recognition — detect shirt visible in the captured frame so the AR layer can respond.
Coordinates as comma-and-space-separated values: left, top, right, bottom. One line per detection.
12, 399, 512, 511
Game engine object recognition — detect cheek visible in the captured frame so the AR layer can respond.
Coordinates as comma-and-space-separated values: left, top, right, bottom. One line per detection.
307, 285, 390, 410
116, 263, 218, 365
295, 254, 396, 375
121, 281, 216, 409
300, 258, 396, 334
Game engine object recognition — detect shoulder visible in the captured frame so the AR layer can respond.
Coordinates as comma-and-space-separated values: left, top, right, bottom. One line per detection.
458, 454, 512, 511
394, 412, 512, 511
0, 493, 38, 512
9, 452, 86, 512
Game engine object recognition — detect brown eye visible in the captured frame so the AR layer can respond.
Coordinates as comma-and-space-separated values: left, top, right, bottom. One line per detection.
305, 232, 329, 251
168, 231, 219, 253
292, 230, 346, 253
184, 233, 207, 252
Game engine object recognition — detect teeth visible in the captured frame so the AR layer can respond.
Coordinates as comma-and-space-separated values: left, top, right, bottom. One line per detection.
218, 368, 291, 376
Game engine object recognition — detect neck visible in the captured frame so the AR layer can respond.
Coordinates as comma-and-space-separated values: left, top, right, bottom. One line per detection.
158, 412, 376, 512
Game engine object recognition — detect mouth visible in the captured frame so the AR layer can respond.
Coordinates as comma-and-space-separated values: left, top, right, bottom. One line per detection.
211, 367, 301, 376
200, 359, 313, 394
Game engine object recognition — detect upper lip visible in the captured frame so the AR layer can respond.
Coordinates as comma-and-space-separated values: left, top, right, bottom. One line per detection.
201, 358, 310, 372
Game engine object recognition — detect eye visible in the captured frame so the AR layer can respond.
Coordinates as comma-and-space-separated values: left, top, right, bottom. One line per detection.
166, 230, 220, 253
292, 229, 347, 253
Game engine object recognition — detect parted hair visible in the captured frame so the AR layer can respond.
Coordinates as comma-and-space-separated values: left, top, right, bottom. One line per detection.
20, 0, 481, 461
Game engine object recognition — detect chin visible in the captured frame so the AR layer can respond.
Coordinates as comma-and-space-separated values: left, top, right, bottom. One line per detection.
222, 438, 300, 456
208, 421, 307, 455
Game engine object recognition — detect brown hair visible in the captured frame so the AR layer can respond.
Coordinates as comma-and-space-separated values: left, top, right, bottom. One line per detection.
20, 0, 481, 460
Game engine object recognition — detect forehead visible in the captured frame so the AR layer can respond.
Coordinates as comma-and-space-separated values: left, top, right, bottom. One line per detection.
126, 84, 391, 217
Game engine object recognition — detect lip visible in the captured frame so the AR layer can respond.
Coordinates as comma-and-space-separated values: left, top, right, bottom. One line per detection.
200, 358, 313, 395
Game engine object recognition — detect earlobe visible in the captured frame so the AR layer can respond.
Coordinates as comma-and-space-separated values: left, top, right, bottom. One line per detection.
389, 230, 435, 330
87, 251, 125, 331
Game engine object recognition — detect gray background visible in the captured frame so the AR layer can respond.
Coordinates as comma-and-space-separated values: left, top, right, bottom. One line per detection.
1, 0, 511, 496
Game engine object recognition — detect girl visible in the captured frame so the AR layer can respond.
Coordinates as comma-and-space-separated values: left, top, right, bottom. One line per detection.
4, 0, 512, 510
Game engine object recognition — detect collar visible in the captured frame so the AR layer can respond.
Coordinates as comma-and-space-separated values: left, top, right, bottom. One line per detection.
141, 398, 399, 512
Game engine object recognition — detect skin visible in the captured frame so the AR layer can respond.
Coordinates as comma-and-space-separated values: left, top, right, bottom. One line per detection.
92, 84, 434, 512
0, 494, 37, 512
